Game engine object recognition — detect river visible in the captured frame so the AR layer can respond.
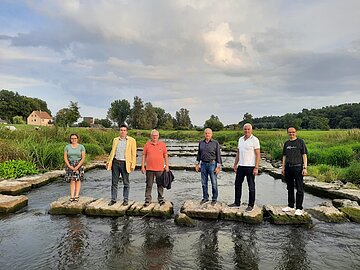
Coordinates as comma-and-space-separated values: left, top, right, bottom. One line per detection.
0, 142, 360, 269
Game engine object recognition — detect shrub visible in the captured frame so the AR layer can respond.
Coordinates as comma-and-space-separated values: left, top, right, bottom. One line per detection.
308, 164, 341, 182
340, 161, 360, 184
83, 143, 105, 156
0, 140, 28, 162
322, 146, 354, 167
0, 160, 39, 179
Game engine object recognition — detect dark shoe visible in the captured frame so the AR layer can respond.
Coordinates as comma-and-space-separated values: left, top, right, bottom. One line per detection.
74, 197, 79, 202
159, 200, 165, 206
228, 203, 240, 207
143, 201, 150, 207
211, 200, 217, 205
245, 206, 253, 212
122, 201, 128, 206
200, 199, 209, 204
69, 197, 75, 202
108, 200, 116, 206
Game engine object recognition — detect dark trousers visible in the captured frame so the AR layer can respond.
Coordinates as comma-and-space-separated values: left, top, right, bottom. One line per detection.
111, 160, 129, 202
285, 165, 304, 210
234, 166, 255, 207
145, 170, 164, 203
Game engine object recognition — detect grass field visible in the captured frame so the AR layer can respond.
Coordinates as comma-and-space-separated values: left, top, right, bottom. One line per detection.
0, 125, 359, 184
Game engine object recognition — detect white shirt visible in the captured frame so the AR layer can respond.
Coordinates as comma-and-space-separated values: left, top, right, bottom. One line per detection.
237, 135, 260, 166
115, 136, 127, 161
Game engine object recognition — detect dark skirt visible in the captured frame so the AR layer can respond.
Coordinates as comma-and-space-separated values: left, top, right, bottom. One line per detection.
65, 160, 85, 182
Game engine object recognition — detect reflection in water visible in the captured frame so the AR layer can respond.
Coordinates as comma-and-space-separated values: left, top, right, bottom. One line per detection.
196, 226, 222, 270
103, 217, 133, 269
275, 227, 310, 270
54, 217, 87, 269
142, 221, 174, 270
232, 226, 259, 270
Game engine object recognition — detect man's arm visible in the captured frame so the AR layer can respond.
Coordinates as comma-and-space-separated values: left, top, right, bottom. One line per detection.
195, 141, 201, 172
164, 153, 169, 172
141, 147, 146, 174
233, 149, 239, 172
302, 154, 307, 176
253, 148, 260, 175
131, 138, 137, 171
281, 156, 286, 176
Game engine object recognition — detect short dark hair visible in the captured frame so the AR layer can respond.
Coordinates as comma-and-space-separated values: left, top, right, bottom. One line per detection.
287, 126, 297, 131
69, 133, 79, 143
120, 124, 128, 130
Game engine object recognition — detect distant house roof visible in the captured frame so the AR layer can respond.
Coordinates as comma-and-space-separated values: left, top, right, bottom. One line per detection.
32, 111, 52, 119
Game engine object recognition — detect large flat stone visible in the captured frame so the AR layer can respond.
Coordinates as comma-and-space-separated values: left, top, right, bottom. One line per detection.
0, 194, 28, 213
263, 205, 312, 225
174, 213, 196, 227
15, 170, 64, 188
220, 204, 263, 224
126, 201, 174, 218
0, 180, 32, 195
307, 203, 348, 223
49, 196, 95, 215
85, 199, 134, 217
339, 206, 360, 223
181, 200, 222, 219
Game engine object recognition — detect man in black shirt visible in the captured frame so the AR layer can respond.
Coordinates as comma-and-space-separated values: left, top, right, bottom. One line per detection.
281, 126, 308, 216
196, 128, 222, 204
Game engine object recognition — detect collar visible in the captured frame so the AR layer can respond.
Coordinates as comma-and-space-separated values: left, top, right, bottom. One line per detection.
119, 136, 128, 141
242, 134, 253, 141
203, 138, 213, 143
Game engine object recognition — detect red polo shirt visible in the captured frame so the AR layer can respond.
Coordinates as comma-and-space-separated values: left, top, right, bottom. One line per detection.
143, 141, 167, 171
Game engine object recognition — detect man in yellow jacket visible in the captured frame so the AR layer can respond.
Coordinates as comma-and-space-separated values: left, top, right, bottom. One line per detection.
106, 124, 137, 206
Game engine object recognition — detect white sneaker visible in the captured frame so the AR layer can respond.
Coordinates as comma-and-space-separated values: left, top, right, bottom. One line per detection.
282, 206, 294, 212
295, 209, 303, 216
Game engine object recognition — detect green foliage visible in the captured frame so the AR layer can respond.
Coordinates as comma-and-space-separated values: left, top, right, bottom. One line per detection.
94, 118, 112, 128
12, 115, 26, 124
204, 115, 224, 131
55, 101, 80, 128
340, 161, 360, 184
78, 120, 91, 127
174, 108, 192, 129
0, 160, 39, 179
83, 143, 105, 156
107, 99, 131, 127
0, 139, 28, 162
308, 165, 341, 182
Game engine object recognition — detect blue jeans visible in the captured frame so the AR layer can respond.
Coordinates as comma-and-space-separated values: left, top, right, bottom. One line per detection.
201, 162, 218, 201
111, 160, 130, 202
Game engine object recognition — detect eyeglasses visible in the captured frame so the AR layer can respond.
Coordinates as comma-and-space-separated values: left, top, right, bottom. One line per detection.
288, 132, 296, 134
70, 137, 78, 140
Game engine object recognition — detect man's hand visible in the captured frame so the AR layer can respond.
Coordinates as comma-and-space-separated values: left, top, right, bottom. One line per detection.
253, 167, 258, 176
141, 166, 146, 174
281, 168, 285, 176
215, 166, 221, 175
302, 168, 307, 176
233, 164, 237, 172
165, 165, 169, 172
195, 164, 199, 172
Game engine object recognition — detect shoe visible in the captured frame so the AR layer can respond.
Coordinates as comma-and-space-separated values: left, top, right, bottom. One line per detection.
122, 201, 128, 206
295, 209, 303, 216
108, 200, 116, 206
245, 206, 253, 212
200, 199, 209, 204
74, 197, 79, 202
211, 200, 217, 205
143, 201, 150, 207
159, 200, 165, 206
282, 206, 294, 212
69, 197, 75, 202
228, 203, 240, 207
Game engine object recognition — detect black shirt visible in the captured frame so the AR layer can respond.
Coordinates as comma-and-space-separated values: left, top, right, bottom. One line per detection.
282, 138, 308, 165
196, 139, 222, 165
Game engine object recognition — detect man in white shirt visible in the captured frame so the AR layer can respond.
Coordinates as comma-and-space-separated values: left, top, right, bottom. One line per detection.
228, 123, 260, 211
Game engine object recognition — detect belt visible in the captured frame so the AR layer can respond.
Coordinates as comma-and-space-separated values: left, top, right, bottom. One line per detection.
114, 158, 125, 162
201, 160, 215, 164
286, 163, 302, 167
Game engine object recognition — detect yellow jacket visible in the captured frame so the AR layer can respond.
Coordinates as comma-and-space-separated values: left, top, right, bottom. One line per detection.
106, 136, 137, 173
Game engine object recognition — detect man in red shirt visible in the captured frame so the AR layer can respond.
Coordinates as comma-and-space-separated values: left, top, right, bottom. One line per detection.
141, 129, 170, 206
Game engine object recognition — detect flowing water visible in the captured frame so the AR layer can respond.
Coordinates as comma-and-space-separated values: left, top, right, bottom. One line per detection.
1, 142, 360, 269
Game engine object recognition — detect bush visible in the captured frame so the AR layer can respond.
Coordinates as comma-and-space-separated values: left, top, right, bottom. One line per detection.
340, 161, 360, 184
322, 146, 354, 167
0, 140, 28, 162
0, 160, 39, 179
83, 143, 105, 156
308, 164, 341, 182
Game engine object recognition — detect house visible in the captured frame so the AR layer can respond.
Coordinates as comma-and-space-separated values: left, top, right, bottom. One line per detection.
83, 117, 94, 125
27, 110, 53, 126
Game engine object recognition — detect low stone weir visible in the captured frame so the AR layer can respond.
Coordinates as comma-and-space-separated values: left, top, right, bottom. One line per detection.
263, 205, 312, 225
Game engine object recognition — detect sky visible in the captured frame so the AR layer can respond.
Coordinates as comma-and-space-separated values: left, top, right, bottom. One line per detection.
0, 0, 359, 126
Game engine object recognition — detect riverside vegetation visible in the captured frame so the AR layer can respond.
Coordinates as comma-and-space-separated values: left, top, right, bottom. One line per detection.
0, 125, 359, 185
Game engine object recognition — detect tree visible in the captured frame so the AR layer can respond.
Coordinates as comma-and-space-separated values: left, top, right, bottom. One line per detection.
129, 96, 145, 129
78, 120, 91, 127
55, 101, 81, 128
204, 115, 224, 131
154, 107, 173, 129
143, 102, 158, 129
94, 118, 112, 128
12, 115, 25, 124
174, 108, 192, 129
107, 99, 131, 127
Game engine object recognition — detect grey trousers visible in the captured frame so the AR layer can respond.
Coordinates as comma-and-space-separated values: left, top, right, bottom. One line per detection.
145, 170, 164, 203
111, 160, 129, 202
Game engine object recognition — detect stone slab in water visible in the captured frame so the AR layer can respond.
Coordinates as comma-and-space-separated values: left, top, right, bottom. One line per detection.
15, 170, 64, 188
49, 196, 95, 215
339, 206, 360, 223
263, 205, 312, 225
126, 201, 173, 218
85, 199, 134, 217
221, 204, 263, 224
0, 194, 28, 213
0, 180, 32, 195
181, 200, 222, 219
332, 199, 359, 208
307, 202, 348, 223
174, 212, 196, 227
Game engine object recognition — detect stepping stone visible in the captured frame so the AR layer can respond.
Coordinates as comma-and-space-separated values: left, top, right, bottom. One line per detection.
150, 201, 173, 218
126, 201, 146, 216
0, 194, 28, 213
85, 199, 134, 217
174, 212, 196, 227
263, 205, 312, 225
126, 201, 174, 218
339, 206, 360, 223
15, 170, 64, 188
181, 200, 222, 219
49, 196, 95, 215
0, 180, 32, 195
332, 199, 359, 208
221, 204, 263, 224
307, 202, 348, 223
